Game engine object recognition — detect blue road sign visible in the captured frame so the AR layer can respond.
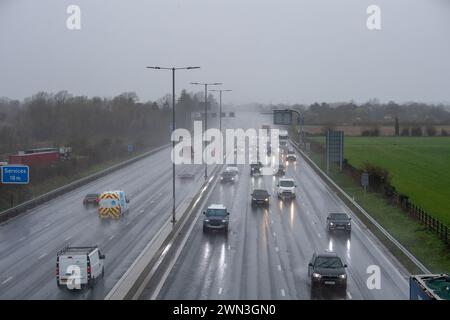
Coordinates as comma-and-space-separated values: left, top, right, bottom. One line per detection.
127, 144, 134, 153
1, 165, 30, 184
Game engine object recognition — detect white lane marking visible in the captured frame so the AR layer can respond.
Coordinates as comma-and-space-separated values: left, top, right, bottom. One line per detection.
223, 263, 227, 268
277, 265, 282, 271
275, 246, 279, 252
1, 277, 13, 285
18, 237, 26, 242
140, 209, 144, 213
109, 235, 115, 241
218, 287, 223, 295
228, 245, 231, 250
317, 233, 321, 238
38, 253, 47, 260
273, 232, 276, 237
281, 289, 286, 297
44, 223, 51, 228
271, 220, 274, 224
347, 292, 353, 299
64, 236, 72, 241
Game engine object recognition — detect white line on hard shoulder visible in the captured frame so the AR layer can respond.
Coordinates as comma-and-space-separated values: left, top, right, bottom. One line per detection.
1, 277, 13, 285
281, 289, 286, 297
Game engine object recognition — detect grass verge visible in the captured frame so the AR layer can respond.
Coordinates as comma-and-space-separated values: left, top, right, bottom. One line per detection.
308, 150, 450, 274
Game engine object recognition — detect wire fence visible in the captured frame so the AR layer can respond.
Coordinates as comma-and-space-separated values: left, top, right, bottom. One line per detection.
305, 137, 450, 248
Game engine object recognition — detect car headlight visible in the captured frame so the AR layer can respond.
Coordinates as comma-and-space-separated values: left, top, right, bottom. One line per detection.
347, 222, 351, 226
330, 222, 334, 226
265, 198, 269, 201
204, 219, 209, 222
339, 274, 347, 279
252, 197, 256, 201
222, 219, 227, 223
312, 273, 321, 278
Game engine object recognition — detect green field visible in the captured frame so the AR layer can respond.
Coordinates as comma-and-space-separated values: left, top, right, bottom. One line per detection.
312, 136, 450, 225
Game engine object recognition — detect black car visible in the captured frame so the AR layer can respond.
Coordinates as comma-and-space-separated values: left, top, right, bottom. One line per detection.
220, 170, 236, 183
251, 189, 270, 207
274, 164, 286, 176
308, 252, 347, 292
250, 162, 263, 176
203, 204, 230, 232
327, 213, 351, 232
83, 193, 100, 206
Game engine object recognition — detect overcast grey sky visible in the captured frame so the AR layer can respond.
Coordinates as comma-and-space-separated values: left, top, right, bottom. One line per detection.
1, 0, 449, 105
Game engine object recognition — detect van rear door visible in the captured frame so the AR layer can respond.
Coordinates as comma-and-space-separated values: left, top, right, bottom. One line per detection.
58, 254, 88, 286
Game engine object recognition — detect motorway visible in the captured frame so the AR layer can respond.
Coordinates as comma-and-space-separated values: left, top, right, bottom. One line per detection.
0, 119, 220, 299
151, 112, 410, 300
0, 111, 410, 300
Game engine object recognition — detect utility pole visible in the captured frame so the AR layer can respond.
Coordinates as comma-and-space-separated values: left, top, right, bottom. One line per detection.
147, 66, 200, 225
191, 82, 222, 179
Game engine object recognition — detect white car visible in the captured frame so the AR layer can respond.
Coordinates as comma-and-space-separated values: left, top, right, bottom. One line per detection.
226, 165, 239, 175
56, 246, 105, 290
277, 178, 297, 199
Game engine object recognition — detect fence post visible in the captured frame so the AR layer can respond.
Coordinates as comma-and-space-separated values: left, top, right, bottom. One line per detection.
445, 226, 448, 245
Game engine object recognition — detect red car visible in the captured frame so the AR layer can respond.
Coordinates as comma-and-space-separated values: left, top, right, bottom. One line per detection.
83, 193, 100, 206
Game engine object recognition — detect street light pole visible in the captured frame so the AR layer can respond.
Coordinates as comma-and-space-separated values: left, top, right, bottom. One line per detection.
210, 89, 232, 135
191, 82, 222, 179
147, 66, 200, 225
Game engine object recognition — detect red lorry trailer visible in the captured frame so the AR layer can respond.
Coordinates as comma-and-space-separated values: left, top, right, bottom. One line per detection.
9, 151, 60, 167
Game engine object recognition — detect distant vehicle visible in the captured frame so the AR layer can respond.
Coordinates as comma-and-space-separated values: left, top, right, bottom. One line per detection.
327, 213, 351, 232
221, 112, 226, 117
277, 178, 296, 199
410, 274, 450, 300
225, 165, 239, 175
229, 111, 235, 117
9, 150, 59, 167
98, 190, 130, 219
203, 204, 230, 232
273, 164, 286, 176
286, 150, 297, 162
212, 112, 217, 118
278, 129, 289, 149
83, 193, 100, 206
220, 170, 236, 183
261, 124, 271, 131
250, 162, 263, 176
56, 246, 105, 289
308, 252, 347, 292
251, 189, 270, 207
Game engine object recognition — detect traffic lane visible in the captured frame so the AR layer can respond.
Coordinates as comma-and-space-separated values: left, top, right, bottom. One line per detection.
0, 147, 173, 276
0, 162, 207, 299
156, 164, 250, 300
282, 154, 408, 299
157, 161, 408, 300
157, 165, 298, 300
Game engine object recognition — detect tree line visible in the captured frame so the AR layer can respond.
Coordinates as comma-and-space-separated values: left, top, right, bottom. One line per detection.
0, 90, 217, 210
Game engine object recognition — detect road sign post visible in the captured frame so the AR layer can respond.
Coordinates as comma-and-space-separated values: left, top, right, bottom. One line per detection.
273, 109, 304, 145
361, 172, 369, 198
1, 165, 30, 185
325, 130, 344, 174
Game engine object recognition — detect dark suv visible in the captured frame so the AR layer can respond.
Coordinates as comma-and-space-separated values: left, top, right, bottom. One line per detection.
220, 170, 236, 183
308, 252, 347, 292
203, 204, 230, 233
251, 189, 270, 207
327, 213, 351, 232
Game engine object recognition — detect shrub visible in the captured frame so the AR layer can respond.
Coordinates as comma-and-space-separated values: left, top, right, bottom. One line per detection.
411, 127, 423, 137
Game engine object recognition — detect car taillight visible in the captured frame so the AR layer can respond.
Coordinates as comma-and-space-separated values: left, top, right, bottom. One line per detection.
87, 266, 91, 274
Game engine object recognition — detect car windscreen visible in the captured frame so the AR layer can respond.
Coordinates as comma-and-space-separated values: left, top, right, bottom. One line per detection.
330, 213, 349, 220
279, 180, 294, 188
253, 190, 268, 197
222, 171, 234, 177
206, 209, 227, 217
86, 194, 98, 198
314, 257, 343, 269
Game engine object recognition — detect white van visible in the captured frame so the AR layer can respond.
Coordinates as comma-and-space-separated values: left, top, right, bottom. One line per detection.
56, 246, 105, 290
98, 190, 130, 219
